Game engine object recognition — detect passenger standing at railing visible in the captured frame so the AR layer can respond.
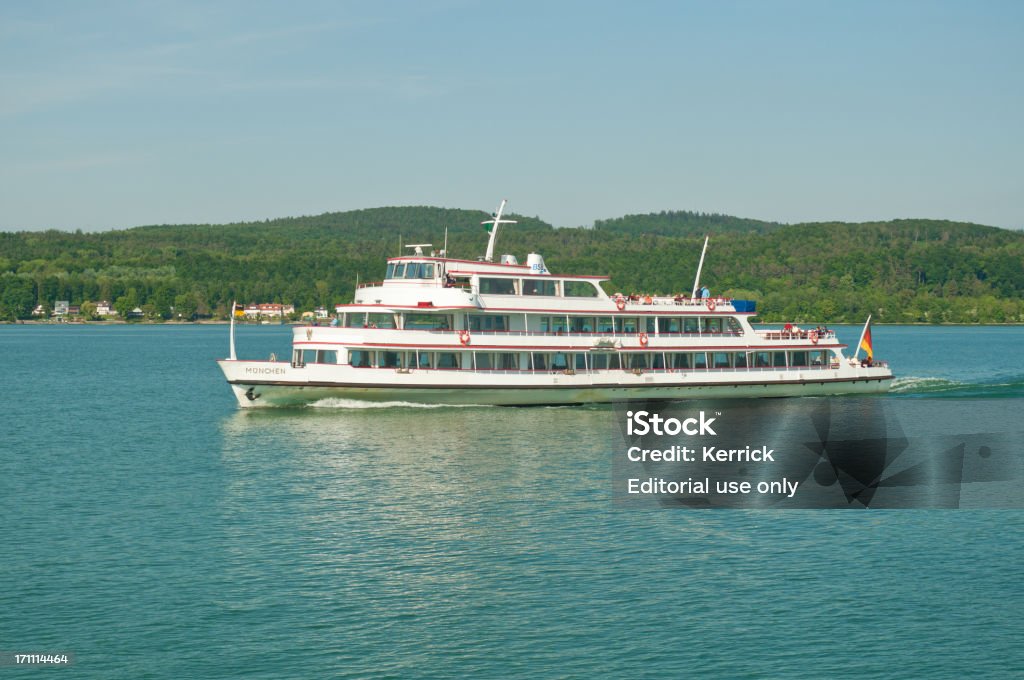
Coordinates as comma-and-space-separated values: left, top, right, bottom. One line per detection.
700, 285, 710, 299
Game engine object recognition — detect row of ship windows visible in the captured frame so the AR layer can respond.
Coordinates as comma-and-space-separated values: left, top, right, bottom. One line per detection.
478, 278, 600, 297
342, 312, 743, 335
382, 265, 601, 298
297, 349, 833, 371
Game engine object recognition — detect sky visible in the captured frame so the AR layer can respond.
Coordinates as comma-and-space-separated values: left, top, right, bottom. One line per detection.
1, 0, 1022, 231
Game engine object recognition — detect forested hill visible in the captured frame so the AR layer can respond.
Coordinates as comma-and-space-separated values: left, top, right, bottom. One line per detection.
1, 206, 1022, 324
595, 210, 780, 236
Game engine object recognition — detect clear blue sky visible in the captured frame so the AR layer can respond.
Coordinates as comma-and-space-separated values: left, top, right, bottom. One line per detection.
2, 0, 1021, 231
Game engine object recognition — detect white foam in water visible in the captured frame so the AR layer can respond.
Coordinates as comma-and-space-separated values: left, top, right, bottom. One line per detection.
308, 398, 491, 409
890, 376, 963, 393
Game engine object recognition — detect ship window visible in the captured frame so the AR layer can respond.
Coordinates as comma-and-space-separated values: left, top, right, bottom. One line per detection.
344, 312, 365, 328
754, 351, 771, 368
773, 352, 787, 368
683, 317, 700, 334
645, 317, 657, 333
576, 354, 587, 370
629, 354, 648, 369
523, 279, 556, 296
693, 352, 708, 369
790, 351, 808, 367
570, 317, 596, 333
380, 351, 402, 368
552, 353, 569, 370
597, 317, 614, 333
480, 278, 516, 295
405, 313, 451, 330
671, 353, 690, 369
436, 353, 459, 369
592, 353, 608, 370
386, 263, 396, 279
734, 352, 748, 368
475, 353, 492, 369
496, 353, 518, 370
468, 314, 509, 332
712, 352, 731, 368
402, 263, 435, 279
615, 317, 639, 334
367, 312, 395, 329
609, 353, 621, 370
702, 317, 723, 333
652, 353, 665, 370
658, 317, 681, 334
541, 316, 569, 333
531, 353, 548, 370
563, 280, 598, 297
393, 263, 406, 278
726, 317, 743, 335
809, 350, 826, 366
417, 351, 431, 368
350, 350, 372, 368
302, 349, 337, 365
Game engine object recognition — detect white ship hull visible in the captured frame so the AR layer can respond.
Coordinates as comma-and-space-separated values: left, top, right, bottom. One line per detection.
219, 359, 892, 408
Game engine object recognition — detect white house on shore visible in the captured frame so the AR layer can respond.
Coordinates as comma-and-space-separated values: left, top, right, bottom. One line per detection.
242, 303, 296, 319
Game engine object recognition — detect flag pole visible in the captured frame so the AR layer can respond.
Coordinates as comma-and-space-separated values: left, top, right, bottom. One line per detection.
854, 314, 871, 361
229, 300, 237, 360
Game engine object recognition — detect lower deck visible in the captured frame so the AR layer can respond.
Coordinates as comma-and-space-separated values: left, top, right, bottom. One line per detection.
220, 357, 893, 407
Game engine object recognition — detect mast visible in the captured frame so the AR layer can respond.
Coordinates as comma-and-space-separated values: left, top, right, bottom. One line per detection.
482, 199, 517, 262
691, 235, 710, 299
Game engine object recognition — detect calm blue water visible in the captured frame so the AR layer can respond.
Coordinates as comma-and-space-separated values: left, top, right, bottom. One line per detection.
1, 324, 1022, 678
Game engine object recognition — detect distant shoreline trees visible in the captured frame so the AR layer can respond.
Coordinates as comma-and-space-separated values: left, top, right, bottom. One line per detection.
1, 207, 1022, 324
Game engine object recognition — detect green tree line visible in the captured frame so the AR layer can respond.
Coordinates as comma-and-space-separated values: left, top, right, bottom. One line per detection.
1, 207, 1022, 323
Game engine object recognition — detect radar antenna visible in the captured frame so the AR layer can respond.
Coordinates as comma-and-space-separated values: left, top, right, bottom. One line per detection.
482, 199, 517, 262
404, 243, 433, 256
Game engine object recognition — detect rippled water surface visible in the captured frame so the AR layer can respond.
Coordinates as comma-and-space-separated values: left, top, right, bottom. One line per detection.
1, 324, 1021, 678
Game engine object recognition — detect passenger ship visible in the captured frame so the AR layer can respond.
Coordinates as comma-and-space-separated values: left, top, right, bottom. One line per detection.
218, 200, 893, 407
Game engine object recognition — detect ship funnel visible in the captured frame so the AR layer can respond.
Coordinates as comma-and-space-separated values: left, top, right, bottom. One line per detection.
500, 254, 518, 265
526, 253, 548, 274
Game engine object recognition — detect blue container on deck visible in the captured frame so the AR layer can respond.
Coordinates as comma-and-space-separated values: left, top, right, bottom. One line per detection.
731, 300, 757, 313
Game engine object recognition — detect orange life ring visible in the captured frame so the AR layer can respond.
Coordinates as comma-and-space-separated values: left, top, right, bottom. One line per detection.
809, 331, 819, 344
459, 330, 470, 345
638, 332, 649, 346
705, 298, 716, 311
616, 299, 626, 311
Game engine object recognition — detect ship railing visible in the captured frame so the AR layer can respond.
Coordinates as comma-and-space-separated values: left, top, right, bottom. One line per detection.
616, 295, 733, 307
354, 363, 837, 374
414, 329, 746, 338
757, 330, 837, 341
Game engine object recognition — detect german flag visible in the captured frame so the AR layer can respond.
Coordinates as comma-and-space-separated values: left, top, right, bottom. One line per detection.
859, 317, 874, 361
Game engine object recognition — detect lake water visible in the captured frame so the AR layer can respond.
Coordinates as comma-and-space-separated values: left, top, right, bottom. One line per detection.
1, 324, 1021, 678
